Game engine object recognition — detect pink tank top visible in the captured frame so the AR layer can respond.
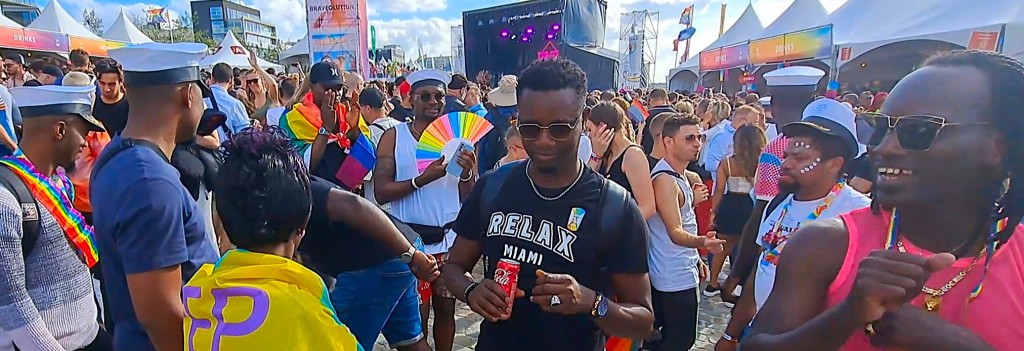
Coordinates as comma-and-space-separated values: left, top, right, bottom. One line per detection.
826, 208, 1024, 350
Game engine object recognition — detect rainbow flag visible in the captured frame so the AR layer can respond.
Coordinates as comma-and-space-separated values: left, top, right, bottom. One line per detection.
627, 98, 649, 125
280, 93, 351, 156
679, 5, 694, 25
606, 336, 641, 351
336, 132, 376, 190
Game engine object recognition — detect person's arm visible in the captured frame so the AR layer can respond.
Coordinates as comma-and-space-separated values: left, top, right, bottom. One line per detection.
456, 149, 477, 201
727, 200, 768, 285
652, 175, 721, 249
703, 133, 727, 175
373, 128, 446, 204
849, 177, 873, 194
711, 158, 729, 218
0, 123, 16, 153
195, 134, 219, 150
248, 52, 279, 104
307, 90, 340, 172
622, 147, 655, 219
118, 179, 198, 351
0, 198, 64, 349
741, 219, 859, 351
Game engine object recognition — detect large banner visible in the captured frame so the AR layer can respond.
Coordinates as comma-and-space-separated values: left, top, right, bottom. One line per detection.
69, 37, 129, 57
699, 42, 748, 72
749, 25, 832, 65
622, 33, 645, 88
306, 0, 369, 77
0, 27, 69, 53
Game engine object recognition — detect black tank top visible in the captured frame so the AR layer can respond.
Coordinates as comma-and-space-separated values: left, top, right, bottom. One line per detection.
600, 144, 657, 196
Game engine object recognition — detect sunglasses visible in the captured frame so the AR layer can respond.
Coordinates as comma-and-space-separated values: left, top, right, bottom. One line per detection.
246, 79, 260, 85
679, 133, 706, 143
517, 116, 580, 141
867, 114, 989, 151
417, 92, 445, 103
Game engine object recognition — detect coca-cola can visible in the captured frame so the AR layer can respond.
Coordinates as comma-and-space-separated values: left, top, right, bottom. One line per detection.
494, 258, 520, 310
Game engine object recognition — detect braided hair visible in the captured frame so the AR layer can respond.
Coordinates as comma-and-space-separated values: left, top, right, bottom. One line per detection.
923, 50, 1024, 248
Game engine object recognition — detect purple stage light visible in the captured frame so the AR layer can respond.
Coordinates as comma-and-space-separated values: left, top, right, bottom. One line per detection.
500, 29, 510, 37
521, 36, 529, 42
552, 23, 560, 30
546, 33, 554, 39
525, 27, 534, 34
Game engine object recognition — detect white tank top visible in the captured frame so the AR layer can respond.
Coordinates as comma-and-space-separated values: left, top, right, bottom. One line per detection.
387, 123, 462, 254
645, 159, 700, 292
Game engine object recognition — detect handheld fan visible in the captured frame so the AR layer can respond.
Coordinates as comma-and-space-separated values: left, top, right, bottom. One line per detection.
415, 111, 494, 172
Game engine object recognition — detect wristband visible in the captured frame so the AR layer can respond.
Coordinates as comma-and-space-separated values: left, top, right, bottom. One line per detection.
721, 333, 739, 344
589, 153, 603, 162
459, 172, 476, 182
411, 176, 422, 190
463, 282, 480, 301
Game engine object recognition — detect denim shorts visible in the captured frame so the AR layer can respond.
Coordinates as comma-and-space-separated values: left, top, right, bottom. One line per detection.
330, 258, 424, 349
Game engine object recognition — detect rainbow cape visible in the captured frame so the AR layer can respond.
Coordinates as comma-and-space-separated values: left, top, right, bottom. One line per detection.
0, 156, 98, 267
183, 249, 363, 351
280, 93, 351, 156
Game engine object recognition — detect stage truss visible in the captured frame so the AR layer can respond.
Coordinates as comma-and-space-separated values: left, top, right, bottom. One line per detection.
618, 10, 659, 89
451, 25, 466, 74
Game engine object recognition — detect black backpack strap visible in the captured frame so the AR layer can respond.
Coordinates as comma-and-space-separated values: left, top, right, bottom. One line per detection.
0, 165, 40, 258
599, 177, 631, 232
482, 160, 524, 212
764, 191, 792, 219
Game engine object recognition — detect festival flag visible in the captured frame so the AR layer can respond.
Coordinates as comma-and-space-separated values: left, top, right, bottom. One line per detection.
673, 39, 680, 52
679, 5, 694, 25
147, 7, 170, 24
336, 132, 376, 190
627, 98, 649, 125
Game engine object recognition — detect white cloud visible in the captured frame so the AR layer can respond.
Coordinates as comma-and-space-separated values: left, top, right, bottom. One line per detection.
370, 17, 461, 59
367, 0, 448, 14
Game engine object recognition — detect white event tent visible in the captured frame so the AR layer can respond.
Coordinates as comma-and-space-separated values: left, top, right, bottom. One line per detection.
756, 0, 828, 40
103, 7, 153, 44
279, 36, 309, 70
200, 31, 283, 71
668, 3, 763, 91
29, 0, 101, 39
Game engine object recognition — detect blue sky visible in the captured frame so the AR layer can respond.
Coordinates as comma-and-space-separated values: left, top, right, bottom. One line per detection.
60, 0, 846, 82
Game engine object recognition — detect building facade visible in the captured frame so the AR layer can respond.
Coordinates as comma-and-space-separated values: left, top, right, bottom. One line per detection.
191, 0, 277, 49
370, 44, 405, 64
0, 0, 39, 26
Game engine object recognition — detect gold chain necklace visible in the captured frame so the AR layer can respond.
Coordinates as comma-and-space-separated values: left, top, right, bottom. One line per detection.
896, 241, 983, 312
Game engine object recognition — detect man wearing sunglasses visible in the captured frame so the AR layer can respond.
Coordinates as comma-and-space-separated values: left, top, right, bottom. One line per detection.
742, 51, 1024, 351
443, 58, 653, 351
374, 69, 477, 351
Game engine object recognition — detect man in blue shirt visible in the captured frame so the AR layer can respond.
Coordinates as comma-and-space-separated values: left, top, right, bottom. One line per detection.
0, 84, 21, 156
703, 105, 761, 185
209, 62, 251, 141
92, 42, 220, 351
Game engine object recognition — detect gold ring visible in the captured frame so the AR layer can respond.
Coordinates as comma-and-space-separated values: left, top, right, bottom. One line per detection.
865, 322, 877, 335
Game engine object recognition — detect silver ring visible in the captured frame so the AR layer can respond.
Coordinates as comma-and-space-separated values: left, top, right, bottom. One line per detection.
550, 295, 561, 307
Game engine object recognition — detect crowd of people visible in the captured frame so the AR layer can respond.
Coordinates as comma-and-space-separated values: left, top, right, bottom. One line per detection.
0, 40, 1021, 351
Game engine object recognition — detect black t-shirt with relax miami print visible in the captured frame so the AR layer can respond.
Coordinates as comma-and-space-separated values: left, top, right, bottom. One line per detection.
453, 162, 649, 351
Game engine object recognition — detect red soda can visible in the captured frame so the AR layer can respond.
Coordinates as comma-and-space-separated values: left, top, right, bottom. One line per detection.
494, 259, 520, 310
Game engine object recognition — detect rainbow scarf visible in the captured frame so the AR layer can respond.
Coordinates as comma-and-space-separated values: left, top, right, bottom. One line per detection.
0, 156, 98, 267
280, 92, 351, 155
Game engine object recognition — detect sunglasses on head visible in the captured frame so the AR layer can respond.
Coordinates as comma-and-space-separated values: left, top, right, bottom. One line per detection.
866, 113, 989, 151
517, 115, 580, 141
417, 92, 445, 103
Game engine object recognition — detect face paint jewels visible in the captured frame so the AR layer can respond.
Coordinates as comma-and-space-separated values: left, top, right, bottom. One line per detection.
795, 141, 812, 149
800, 158, 822, 174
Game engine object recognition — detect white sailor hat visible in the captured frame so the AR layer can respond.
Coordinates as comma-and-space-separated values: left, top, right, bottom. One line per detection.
11, 85, 104, 132
108, 42, 210, 91
763, 66, 826, 87
782, 98, 859, 159
406, 69, 451, 92
758, 96, 771, 107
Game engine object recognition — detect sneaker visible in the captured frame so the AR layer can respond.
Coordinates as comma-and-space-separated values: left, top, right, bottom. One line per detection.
721, 294, 739, 308
702, 285, 721, 297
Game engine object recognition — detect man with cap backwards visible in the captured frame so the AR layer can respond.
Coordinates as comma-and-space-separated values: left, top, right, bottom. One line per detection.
91, 42, 220, 351
443, 73, 470, 115
0, 85, 112, 351
374, 69, 477, 351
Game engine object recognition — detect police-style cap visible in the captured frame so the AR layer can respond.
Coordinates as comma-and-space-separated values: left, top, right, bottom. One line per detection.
108, 42, 210, 91
406, 69, 450, 92
12, 85, 104, 132
763, 66, 825, 87
782, 98, 859, 159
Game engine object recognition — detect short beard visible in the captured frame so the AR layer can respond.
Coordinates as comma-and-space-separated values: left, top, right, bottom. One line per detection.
778, 181, 800, 195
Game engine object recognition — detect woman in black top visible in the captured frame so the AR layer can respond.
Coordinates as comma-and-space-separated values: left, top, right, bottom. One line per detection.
586, 101, 657, 219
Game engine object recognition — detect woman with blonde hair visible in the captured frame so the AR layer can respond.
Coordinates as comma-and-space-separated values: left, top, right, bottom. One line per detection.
705, 124, 766, 302
587, 101, 657, 219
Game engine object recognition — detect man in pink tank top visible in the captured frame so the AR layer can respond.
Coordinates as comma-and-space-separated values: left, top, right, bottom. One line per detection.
740, 51, 1024, 351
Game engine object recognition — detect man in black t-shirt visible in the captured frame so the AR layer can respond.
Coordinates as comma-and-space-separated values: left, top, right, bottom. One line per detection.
443, 58, 654, 351
93, 62, 129, 137
301, 176, 440, 351
641, 88, 676, 155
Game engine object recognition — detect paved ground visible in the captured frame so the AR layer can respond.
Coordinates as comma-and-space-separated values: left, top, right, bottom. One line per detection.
374, 263, 734, 351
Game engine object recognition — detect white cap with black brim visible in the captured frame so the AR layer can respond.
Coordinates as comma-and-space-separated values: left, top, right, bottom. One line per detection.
11, 85, 105, 132
108, 42, 219, 110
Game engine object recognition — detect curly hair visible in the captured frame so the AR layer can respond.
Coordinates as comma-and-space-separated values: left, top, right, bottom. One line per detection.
517, 58, 587, 109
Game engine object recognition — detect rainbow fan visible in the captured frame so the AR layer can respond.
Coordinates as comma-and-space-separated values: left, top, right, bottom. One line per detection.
416, 111, 494, 172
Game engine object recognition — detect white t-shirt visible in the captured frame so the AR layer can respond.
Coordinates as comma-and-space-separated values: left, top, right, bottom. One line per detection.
646, 159, 701, 292
578, 134, 593, 162
753, 185, 870, 310
266, 106, 286, 127
363, 117, 402, 210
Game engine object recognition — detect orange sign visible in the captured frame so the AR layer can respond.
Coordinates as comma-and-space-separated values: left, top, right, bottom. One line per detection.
748, 36, 784, 65
69, 36, 109, 56
967, 31, 999, 52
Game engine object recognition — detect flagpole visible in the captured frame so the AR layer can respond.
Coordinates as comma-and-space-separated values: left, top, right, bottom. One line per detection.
683, 22, 692, 62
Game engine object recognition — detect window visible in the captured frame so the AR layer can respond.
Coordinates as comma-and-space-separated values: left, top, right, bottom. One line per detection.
211, 20, 225, 34
209, 6, 223, 20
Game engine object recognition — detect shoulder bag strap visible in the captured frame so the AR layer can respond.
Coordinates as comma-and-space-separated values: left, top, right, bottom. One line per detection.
0, 165, 39, 258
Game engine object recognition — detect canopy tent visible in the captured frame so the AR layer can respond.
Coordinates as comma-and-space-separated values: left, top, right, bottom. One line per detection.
0, 6, 24, 28
103, 7, 152, 44
280, 37, 308, 60
29, 0, 101, 39
755, 0, 828, 40
200, 31, 283, 71
668, 3, 763, 90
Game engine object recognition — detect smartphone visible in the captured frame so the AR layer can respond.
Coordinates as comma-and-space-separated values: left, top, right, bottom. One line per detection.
446, 141, 474, 177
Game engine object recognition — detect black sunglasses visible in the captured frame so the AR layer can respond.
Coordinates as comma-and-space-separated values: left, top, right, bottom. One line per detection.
517, 115, 580, 141
246, 78, 260, 85
867, 113, 989, 151
417, 92, 445, 103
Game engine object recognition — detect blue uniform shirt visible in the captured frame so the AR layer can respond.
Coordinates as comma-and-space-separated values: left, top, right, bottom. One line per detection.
90, 136, 219, 351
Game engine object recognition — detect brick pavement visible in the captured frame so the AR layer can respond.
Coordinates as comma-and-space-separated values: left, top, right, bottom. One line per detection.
374, 264, 734, 351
